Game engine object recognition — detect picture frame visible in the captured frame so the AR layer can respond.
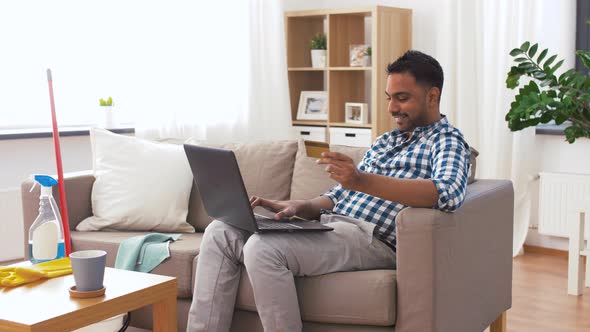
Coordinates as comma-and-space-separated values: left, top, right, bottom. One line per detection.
345, 102, 369, 125
349, 44, 369, 67
297, 91, 328, 120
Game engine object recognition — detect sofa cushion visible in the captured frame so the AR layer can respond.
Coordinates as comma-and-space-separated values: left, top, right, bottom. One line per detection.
290, 140, 368, 200
77, 128, 195, 233
185, 140, 298, 231
71, 230, 202, 298
234, 267, 397, 326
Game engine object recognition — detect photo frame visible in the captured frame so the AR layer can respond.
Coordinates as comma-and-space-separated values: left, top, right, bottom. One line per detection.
349, 44, 369, 67
297, 91, 328, 120
345, 102, 369, 125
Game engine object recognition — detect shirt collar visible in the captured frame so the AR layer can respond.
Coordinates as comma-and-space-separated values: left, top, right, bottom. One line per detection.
391, 114, 448, 138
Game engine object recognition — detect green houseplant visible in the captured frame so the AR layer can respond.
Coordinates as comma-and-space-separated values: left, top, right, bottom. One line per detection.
309, 33, 327, 68
99, 96, 113, 107
309, 33, 327, 50
98, 96, 116, 128
506, 42, 590, 143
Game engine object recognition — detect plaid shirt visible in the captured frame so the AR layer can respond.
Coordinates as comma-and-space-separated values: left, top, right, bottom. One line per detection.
322, 115, 470, 251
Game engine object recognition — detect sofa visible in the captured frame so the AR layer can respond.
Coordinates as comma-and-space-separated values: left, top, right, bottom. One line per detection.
21, 139, 513, 332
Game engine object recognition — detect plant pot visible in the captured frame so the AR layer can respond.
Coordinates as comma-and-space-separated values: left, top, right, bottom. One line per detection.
98, 106, 117, 129
362, 55, 371, 67
311, 49, 326, 68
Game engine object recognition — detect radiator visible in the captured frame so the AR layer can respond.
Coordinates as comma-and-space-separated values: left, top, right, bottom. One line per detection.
0, 187, 24, 261
539, 172, 590, 238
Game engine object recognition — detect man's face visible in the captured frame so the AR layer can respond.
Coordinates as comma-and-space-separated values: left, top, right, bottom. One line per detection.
385, 72, 438, 132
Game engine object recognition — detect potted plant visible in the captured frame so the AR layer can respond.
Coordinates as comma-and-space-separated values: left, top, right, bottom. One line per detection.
310, 33, 327, 68
363, 46, 372, 67
506, 41, 590, 143
98, 96, 116, 129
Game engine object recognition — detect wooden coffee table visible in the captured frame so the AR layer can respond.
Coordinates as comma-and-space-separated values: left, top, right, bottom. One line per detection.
0, 267, 177, 332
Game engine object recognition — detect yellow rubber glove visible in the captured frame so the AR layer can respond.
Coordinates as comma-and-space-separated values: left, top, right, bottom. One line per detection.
32, 257, 72, 274
0, 258, 72, 287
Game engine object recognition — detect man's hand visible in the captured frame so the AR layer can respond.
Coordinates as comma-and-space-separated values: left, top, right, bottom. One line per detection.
250, 196, 308, 220
316, 152, 366, 190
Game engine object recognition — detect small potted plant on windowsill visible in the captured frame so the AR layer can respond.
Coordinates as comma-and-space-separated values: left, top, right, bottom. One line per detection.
310, 33, 327, 68
98, 96, 117, 129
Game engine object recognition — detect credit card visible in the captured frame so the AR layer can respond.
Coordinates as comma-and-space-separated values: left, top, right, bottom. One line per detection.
304, 140, 330, 158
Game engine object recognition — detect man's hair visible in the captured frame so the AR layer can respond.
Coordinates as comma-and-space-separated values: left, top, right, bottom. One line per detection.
386, 50, 444, 99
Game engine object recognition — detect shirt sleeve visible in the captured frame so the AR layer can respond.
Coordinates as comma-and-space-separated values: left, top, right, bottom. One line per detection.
430, 132, 470, 212
321, 184, 346, 205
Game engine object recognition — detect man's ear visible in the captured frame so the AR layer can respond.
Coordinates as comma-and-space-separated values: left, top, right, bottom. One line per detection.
427, 87, 441, 106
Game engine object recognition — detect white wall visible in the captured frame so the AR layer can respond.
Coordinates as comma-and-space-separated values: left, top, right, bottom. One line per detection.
526, 136, 590, 250
285, 0, 588, 251
0, 136, 92, 261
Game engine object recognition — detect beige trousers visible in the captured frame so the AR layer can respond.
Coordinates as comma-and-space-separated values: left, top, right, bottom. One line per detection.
186, 214, 396, 332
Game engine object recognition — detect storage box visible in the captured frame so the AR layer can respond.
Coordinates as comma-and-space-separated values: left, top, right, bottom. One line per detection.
73, 313, 126, 332
329, 127, 372, 147
293, 125, 327, 142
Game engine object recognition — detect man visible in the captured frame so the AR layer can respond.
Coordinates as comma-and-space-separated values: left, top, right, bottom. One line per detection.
187, 50, 470, 332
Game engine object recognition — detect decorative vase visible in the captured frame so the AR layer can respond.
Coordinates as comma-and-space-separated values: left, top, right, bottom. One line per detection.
362, 55, 371, 67
311, 49, 326, 68
98, 106, 117, 129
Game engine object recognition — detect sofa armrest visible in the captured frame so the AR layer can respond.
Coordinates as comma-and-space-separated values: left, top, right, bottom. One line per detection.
394, 179, 513, 332
21, 171, 95, 258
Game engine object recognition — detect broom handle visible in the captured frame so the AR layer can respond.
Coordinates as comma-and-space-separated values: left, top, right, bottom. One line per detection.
47, 69, 72, 256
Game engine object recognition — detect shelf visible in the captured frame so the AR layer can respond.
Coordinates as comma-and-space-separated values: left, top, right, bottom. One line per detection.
292, 120, 327, 126
285, 6, 411, 144
286, 16, 326, 68
329, 122, 372, 129
329, 71, 369, 123
288, 67, 371, 71
0, 126, 135, 141
330, 67, 372, 71
288, 67, 327, 71
288, 71, 326, 120
328, 14, 367, 67
286, 8, 373, 17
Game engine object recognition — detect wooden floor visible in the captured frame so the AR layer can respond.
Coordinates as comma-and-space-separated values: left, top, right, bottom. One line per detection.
509, 253, 590, 332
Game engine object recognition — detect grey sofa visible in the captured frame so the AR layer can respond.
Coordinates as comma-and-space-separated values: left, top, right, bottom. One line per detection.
21, 140, 513, 332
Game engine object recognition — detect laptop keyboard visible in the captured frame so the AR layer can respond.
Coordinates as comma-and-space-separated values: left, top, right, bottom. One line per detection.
255, 216, 302, 229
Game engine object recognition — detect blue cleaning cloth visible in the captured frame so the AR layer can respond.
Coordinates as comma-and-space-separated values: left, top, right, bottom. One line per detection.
115, 233, 181, 272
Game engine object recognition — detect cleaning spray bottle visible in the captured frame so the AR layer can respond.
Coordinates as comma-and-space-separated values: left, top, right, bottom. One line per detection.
28, 175, 65, 263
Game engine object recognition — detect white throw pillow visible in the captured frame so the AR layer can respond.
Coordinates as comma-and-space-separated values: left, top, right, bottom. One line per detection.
77, 129, 195, 232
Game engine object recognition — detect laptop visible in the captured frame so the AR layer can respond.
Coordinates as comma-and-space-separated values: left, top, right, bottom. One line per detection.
183, 144, 333, 233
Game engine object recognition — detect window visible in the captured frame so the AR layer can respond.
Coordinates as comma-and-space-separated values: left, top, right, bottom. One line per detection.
576, 0, 590, 74
536, 1, 584, 135
0, 1, 249, 130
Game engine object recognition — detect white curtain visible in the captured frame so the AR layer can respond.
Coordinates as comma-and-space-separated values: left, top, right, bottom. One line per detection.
437, 0, 576, 256
0, 0, 291, 139
136, 0, 292, 143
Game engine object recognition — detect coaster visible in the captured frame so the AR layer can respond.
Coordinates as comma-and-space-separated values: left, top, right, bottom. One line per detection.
69, 285, 106, 298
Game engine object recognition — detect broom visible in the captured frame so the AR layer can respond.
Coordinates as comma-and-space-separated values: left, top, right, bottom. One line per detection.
46, 69, 72, 256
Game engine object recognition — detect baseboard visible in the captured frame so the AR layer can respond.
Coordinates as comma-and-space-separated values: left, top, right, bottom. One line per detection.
523, 244, 568, 258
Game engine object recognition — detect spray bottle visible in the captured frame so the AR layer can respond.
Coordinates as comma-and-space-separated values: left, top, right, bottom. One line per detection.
28, 175, 65, 263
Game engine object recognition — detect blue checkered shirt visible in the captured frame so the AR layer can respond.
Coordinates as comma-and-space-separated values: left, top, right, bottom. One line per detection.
322, 115, 470, 252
